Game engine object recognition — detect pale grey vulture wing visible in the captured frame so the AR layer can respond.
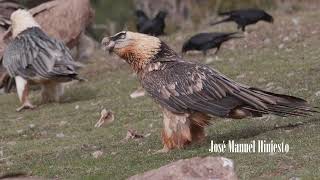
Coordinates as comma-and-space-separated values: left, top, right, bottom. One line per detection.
3, 27, 81, 81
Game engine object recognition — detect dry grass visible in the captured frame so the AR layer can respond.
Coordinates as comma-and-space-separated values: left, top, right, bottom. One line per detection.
1, 9, 320, 179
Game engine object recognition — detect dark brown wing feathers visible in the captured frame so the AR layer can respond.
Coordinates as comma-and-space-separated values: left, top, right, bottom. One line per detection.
141, 60, 315, 118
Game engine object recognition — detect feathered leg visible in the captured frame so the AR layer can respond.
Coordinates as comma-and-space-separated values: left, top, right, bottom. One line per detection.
15, 76, 35, 112
160, 108, 192, 152
189, 112, 211, 143
41, 82, 64, 103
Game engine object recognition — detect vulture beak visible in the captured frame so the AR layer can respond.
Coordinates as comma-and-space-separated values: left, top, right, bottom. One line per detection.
101, 37, 115, 54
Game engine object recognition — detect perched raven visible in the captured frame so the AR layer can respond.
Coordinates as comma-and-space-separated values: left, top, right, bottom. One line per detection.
135, 10, 149, 32
210, 8, 273, 31
182, 32, 242, 56
135, 10, 167, 36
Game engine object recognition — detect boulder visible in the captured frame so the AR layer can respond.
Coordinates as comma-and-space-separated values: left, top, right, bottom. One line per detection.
128, 156, 237, 180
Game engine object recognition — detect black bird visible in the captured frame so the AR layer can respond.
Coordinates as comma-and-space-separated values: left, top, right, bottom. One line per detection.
182, 32, 242, 56
135, 10, 149, 32
210, 8, 273, 31
135, 10, 167, 36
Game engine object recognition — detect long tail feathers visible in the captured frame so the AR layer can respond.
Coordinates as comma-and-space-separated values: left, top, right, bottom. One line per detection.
218, 11, 234, 16
246, 88, 318, 117
210, 17, 232, 26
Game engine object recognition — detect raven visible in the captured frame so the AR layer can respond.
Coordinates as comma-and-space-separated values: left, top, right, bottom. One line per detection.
135, 10, 167, 36
182, 32, 242, 56
135, 10, 149, 32
210, 8, 273, 31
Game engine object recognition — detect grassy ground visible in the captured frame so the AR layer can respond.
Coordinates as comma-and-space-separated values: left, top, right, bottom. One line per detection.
1, 10, 320, 179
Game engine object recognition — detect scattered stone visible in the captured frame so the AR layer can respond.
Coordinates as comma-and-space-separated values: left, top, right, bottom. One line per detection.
283, 36, 290, 42
274, 86, 286, 94
17, 130, 24, 134
16, 117, 23, 121
315, 91, 320, 97
265, 82, 275, 91
258, 78, 266, 83
7, 141, 16, 146
59, 121, 67, 126
144, 133, 151, 138
94, 109, 114, 128
289, 177, 301, 180
264, 38, 271, 44
128, 156, 238, 180
291, 18, 299, 26
92, 150, 103, 159
236, 73, 246, 79
125, 129, 144, 140
215, 56, 222, 62
28, 124, 35, 129
40, 131, 48, 136
56, 133, 65, 138
75, 105, 80, 110
278, 44, 285, 49
205, 57, 214, 64
287, 72, 295, 77
130, 87, 146, 99
228, 58, 235, 63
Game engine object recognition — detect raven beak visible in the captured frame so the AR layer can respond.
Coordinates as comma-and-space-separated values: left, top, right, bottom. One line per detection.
101, 37, 115, 54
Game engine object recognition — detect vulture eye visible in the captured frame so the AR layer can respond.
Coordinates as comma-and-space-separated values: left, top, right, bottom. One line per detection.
120, 34, 126, 39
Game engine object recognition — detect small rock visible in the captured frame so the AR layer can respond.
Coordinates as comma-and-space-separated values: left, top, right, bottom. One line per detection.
17, 129, 24, 134
215, 56, 222, 62
283, 36, 290, 42
289, 177, 300, 180
130, 87, 146, 99
236, 74, 246, 79
95, 109, 114, 128
59, 121, 67, 126
16, 117, 23, 121
287, 72, 295, 77
7, 141, 16, 146
205, 57, 214, 64
92, 150, 103, 159
264, 38, 271, 44
40, 131, 48, 136
278, 44, 285, 49
29, 124, 35, 129
258, 78, 266, 83
75, 105, 80, 110
228, 58, 235, 63
315, 91, 320, 97
292, 18, 299, 26
128, 156, 237, 180
56, 133, 65, 138
125, 129, 144, 140
274, 86, 286, 94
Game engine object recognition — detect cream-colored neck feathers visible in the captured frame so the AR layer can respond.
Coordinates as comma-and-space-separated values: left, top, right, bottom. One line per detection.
11, 9, 41, 38
114, 32, 161, 73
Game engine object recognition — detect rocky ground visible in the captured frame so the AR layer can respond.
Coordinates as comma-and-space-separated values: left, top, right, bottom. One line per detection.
0, 9, 320, 179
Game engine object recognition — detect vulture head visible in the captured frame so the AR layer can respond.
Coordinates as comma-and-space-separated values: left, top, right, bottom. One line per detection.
11, 9, 40, 38
102, 31, 161, 66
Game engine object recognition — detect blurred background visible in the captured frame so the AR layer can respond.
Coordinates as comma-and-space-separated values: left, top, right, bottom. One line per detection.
18, 0, 320, 40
